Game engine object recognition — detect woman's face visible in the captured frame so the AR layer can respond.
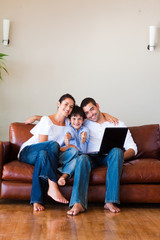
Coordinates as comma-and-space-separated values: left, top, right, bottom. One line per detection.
58, 98, 74, 117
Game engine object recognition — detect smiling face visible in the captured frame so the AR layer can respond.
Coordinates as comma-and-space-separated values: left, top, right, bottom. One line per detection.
82, 102, 101, 122
58, 98, 74, 117
70, 114, 84, 131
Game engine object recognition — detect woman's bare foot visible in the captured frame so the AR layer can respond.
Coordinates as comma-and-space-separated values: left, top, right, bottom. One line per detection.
67, 203, 85, 216
48, 179, 69, 204
33, 203, 45, 212
58, 177, 66, 186
104, 203, 120, 213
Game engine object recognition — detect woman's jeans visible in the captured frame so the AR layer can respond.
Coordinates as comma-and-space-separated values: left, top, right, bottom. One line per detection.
20, 141, 78, 205
69, 148, 124, 210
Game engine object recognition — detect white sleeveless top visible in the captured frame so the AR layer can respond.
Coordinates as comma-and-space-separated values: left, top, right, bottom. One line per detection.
18, 116, 70, 158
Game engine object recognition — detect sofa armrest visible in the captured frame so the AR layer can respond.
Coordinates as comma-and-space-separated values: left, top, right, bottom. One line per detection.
0, 141, 11, 167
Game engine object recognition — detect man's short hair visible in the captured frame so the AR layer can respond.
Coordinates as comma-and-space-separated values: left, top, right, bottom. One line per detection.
68, 105, 85, 120
80, 97, 97, 109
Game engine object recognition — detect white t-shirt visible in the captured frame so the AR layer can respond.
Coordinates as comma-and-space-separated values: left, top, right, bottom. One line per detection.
18, 116, 70, 158
84, 119, 137, 155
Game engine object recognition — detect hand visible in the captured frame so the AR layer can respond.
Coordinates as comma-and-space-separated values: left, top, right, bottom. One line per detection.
103, 113, 119, 125
81, 132, 87, 143
65, 133, 71, 146
24, 115, 42, 124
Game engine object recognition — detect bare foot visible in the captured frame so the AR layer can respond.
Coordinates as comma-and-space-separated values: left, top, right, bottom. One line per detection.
67, 203, 85, 216
48, 179, 69, 204
58, 177, 66, 186
33, 203, 45, 212
104, 203, 120, 213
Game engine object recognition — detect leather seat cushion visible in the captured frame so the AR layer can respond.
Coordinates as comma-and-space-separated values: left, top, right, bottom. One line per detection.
2, 158, 160, 184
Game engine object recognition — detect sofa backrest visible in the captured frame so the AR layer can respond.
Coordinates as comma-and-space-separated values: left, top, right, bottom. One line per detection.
129, 124, 160, 160
9, 122, 35, 160
9, 122, 160, 161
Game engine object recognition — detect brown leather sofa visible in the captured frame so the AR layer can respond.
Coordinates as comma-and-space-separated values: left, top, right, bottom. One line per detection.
0, 123, 160, 203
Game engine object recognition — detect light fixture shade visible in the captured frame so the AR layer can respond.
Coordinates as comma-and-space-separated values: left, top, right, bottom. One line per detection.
3, 19, 10, 46
148, 26, 157, 51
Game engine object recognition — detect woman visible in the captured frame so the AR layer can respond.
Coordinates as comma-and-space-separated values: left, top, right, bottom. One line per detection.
18, 93, 78, 212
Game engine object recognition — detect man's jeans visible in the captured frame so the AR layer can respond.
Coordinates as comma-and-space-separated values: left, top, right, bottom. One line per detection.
69, 148, 124, 210
20, 141, 78, 206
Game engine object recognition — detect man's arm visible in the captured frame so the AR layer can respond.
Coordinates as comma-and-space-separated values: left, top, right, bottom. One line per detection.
25, 115, 42, 124
124, 148, 135, 161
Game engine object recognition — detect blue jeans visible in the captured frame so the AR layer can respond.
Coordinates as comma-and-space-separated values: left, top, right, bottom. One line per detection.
20, 141, 60, 205
69, 148, 124, 210
58, 147, 79, 178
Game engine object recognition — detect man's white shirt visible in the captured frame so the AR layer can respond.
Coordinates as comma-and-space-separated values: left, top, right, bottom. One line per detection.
84, 120, 137, 155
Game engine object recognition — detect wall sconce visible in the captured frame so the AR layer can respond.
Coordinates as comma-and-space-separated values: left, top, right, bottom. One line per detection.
147, 26, 157, 51
3, 19, 10, 46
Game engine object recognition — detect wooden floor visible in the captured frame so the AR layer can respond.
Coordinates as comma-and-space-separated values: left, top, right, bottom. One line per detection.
0, 201, 160, 240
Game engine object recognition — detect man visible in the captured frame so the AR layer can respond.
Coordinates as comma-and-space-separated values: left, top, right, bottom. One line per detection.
67, 97, 137, 215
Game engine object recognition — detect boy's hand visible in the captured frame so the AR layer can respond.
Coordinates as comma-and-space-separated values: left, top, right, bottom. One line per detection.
65, 133, 71, 146
81, 132, 87, 143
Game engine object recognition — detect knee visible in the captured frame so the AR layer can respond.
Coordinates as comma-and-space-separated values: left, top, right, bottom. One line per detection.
48, 141, 60, 155
67, 147, 79, 157
109, 148, 124, 162
38, 150, 48, 166
77, 154, 91, 171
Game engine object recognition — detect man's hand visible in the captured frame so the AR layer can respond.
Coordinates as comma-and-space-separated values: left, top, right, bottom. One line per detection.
65, 133, 72, 146
81, 132, 87, 144
103, 113, 119, 125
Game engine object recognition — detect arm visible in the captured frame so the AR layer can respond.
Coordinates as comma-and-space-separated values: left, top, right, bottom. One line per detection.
38, 134, 48, 142
60, 145, 78, 152
79, 128, 89, 153
25, 115, 42, 124
103, 113, 119, 125
124, 148, 135, 161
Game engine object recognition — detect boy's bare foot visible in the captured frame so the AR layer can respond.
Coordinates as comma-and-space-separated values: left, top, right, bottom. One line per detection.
67, 203, 85, 216
33, 203, 45, 212
48, 180, 69, 204
104, 203, 120, 213
58, 177, 66, 186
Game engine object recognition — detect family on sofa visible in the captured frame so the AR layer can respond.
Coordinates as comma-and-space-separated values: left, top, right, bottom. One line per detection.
17, 93, 137, 215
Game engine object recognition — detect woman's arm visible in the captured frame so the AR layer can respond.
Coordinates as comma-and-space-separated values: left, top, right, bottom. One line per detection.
25, 115, 42, 124
103, 113, 119, 125
38, 134, 48, 142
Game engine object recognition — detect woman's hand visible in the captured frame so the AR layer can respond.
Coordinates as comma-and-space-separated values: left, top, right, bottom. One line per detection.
60, 145, 78, 152
103, 113, 119, 125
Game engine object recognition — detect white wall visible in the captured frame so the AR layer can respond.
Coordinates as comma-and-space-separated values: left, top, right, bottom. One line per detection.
0, 0, 160, 140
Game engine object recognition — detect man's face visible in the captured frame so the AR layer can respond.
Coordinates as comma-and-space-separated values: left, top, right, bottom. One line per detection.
83, 102, 100, 122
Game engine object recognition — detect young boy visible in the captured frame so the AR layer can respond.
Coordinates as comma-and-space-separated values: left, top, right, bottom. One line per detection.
58, 105, 89, 186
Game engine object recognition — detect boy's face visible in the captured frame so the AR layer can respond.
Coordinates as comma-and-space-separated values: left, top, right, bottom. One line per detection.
70, 114, 84, 131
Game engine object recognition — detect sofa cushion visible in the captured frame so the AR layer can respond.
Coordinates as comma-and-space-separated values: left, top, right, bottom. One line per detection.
2, 160, 34, 183
2, 158, 160, 185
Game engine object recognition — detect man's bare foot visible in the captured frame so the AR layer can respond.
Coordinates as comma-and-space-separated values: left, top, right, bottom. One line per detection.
48, 180, 69, 204
104, 203, 120, 213
67, 203, 85, 216
58, 177, 66, 186
33, 203, 45, 212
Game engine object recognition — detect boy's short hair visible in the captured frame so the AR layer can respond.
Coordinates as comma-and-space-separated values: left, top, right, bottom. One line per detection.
80, 97, 97, 109
68, 105, 86, 120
